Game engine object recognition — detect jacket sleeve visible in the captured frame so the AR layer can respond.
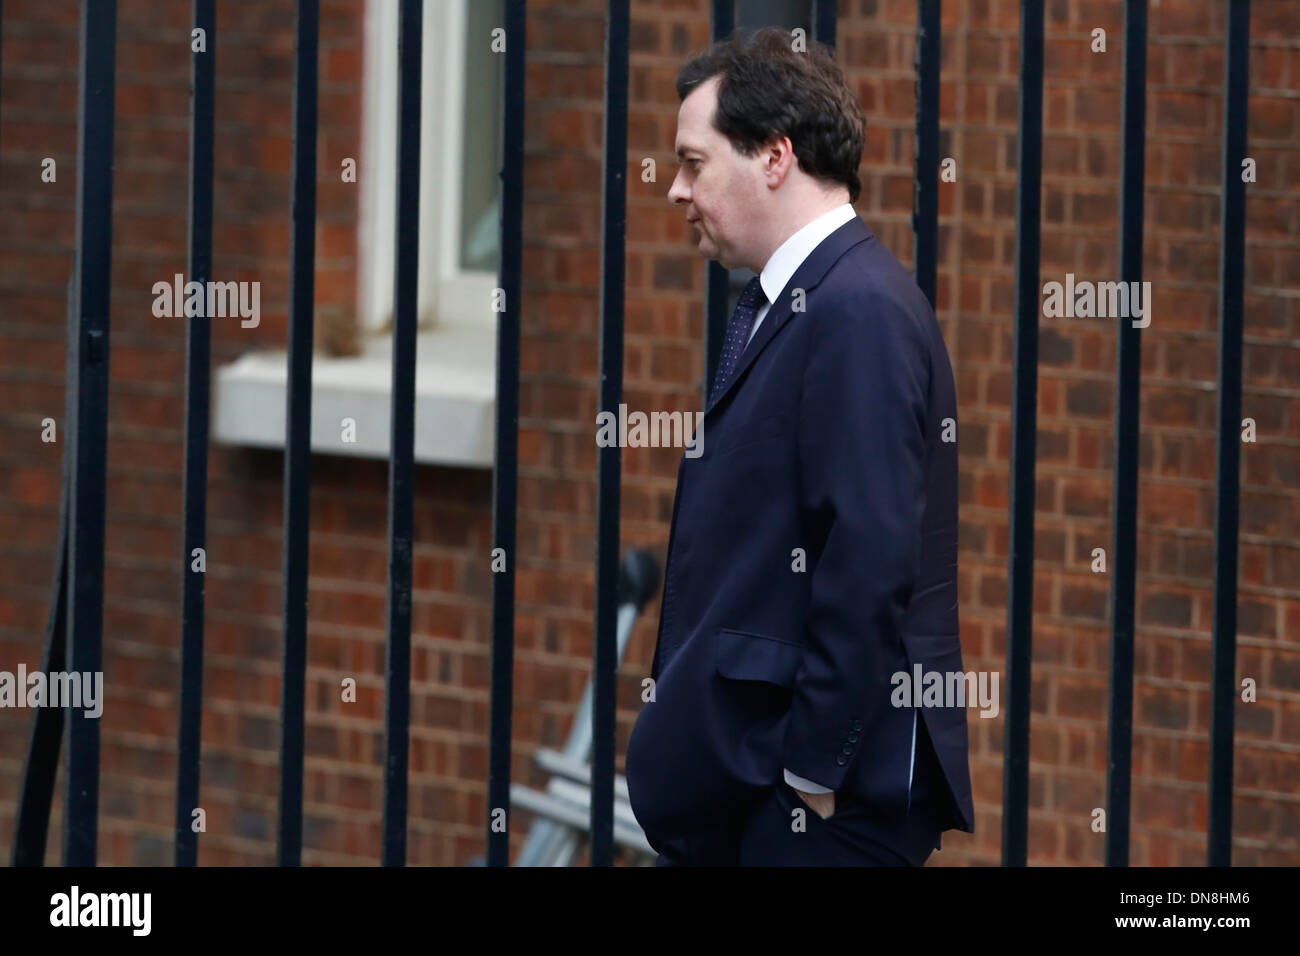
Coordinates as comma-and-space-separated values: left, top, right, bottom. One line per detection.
780, 290, 931, 792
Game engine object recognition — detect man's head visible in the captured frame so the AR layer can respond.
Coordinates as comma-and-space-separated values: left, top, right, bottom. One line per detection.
668, 27, 866, 272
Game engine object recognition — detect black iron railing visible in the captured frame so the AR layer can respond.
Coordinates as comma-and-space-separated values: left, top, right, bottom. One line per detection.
8, 0, 1250, 869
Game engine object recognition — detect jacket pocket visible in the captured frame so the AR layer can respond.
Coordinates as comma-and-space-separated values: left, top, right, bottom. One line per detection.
715, 627, 804, 688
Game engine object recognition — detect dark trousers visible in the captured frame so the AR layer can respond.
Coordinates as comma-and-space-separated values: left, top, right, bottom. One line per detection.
654, 712, 949, 867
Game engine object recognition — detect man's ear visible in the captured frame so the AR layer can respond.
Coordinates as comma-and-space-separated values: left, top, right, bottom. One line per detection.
764, 135, 796, 188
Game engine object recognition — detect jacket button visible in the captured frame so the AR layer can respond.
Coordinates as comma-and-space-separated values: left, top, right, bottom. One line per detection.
841, 744, 853, 755
847, 734, 859, 743
835, 754, 848, 766
851, 720, 863, 731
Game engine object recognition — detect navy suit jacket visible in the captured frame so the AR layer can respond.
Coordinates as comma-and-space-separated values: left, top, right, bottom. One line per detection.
625, 215, 975, 855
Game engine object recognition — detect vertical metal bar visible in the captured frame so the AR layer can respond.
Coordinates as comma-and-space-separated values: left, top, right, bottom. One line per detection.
175, 0, 215, 868
811, 0, 836, 51
62, 0, 116, 868
1209, 0, 1250, 868
1105, 0, 1146, 870
11, 377, 71, 865
381, 0, 422, 868
12, 527, 67, 867
912, 0, 940, 308
591, 0, 628, 868
712, 0, 733, 56
702, 0, 733, 403
11, 273, 76, 865
487, 0, 525, 868
277, 0, 318, 867
1000, 0, 1042, 868
0, 0, 4, 153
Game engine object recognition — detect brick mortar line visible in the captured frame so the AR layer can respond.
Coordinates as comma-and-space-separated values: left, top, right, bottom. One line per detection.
964, 463, 1300, 489
955, 418, 1300, 440
955, 618, 1298, 645
955, 605, 1300, 629
0, 586, 496, 623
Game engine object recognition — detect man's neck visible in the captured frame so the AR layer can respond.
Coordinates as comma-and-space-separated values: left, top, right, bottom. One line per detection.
752, 192, 851, 273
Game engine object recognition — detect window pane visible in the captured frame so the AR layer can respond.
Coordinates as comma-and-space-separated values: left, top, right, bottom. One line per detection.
735, 0, 809, 31
460, 0, 504, 273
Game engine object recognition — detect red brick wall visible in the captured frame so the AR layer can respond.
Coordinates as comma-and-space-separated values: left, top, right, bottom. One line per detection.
0, 0, 1296, 867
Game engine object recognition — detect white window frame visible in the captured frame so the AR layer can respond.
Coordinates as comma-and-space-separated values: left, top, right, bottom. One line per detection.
358, 0, 499, 332
212, 1, 500, 468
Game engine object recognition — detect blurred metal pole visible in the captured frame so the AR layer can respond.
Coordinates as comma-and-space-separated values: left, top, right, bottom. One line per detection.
591, 0, 629, 868
381, 0, 423, 868
912, 0, 940, 308
487, 0, 526, 867
1209, 0, 1251, 869
277, 0, 318, 867
1104, 0, 1147, 869
1001, 0, 1042, 869
63, 0, 117, 867
175, 0, 215, 868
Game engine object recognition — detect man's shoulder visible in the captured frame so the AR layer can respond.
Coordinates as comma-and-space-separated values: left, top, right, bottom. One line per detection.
811, 240, 934, 341
823, 233, 931, 310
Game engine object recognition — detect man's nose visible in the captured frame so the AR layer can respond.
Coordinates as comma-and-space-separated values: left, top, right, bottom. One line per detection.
667, 168, 688, 205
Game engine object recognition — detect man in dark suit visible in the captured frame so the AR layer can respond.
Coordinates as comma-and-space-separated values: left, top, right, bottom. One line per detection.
624, 27, 975, 866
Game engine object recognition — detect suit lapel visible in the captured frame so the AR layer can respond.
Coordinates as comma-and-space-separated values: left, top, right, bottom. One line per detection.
704, 215, 875, 418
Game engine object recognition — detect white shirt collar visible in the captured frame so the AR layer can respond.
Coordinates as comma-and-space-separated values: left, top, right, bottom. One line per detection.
757, 203, 858, 306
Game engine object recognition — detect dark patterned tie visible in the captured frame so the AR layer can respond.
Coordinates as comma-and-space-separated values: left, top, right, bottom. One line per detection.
708, 275, 766, 406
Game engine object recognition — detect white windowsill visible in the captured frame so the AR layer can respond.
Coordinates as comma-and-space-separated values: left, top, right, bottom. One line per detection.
212, 319, 496, 468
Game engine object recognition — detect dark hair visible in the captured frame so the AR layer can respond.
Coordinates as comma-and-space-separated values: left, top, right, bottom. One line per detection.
675, 26, 866, 204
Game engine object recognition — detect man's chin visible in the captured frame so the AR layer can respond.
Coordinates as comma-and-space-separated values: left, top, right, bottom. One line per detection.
697, 241, 726, 266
